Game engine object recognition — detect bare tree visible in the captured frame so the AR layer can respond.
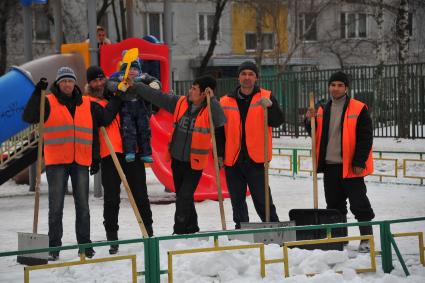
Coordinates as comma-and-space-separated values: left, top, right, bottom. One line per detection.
396, 0, 410, 138
198, 0, 228, 76
0, 1, 16, 75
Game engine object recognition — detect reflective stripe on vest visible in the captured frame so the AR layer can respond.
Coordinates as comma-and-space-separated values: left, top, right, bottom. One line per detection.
88, 96, 123, 158
220, 88, 272, 166
171, 96, 211, 170
44, 94, 93, 166
316, 98, 374, 178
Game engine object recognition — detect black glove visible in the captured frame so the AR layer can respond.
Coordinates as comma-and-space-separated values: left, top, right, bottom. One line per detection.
89, 160, 100, 175
35, 77, 48, 92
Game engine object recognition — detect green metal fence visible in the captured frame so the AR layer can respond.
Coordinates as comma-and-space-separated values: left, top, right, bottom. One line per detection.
174, 63, 425, 138
2, 217, 424, 282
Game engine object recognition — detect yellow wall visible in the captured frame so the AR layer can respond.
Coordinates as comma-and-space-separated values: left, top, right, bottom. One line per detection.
231, 3, 288, 55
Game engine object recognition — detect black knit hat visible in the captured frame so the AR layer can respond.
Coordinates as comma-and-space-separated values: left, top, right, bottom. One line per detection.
193, 75, 217, 92
238, 61, 258, 77
86, 66, 105, 83
328, 71, 349, 87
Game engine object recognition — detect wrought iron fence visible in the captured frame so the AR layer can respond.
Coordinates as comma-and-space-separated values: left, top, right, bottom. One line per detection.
174, 63, 425, 138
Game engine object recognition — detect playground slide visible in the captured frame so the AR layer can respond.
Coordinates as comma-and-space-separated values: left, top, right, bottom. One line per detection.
0, 53, 87, 144
101, 38, 229, 201
0, 53, 86, 185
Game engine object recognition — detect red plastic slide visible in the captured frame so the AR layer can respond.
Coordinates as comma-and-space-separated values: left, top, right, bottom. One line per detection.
100, 38, 229, 201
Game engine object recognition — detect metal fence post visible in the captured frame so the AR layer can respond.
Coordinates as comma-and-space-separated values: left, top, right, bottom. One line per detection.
380, 222, 394, 273
144, 237, 160, 283
292, 149, 298, 176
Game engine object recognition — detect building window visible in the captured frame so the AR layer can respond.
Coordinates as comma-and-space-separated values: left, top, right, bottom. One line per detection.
299, 13, 317, 41
147, 13, 163, 41
407, 12, 413, 36
198, 13, 217, 43
245, 33, 275, 51
33, 6, 50, 41
341, 13, 367, 39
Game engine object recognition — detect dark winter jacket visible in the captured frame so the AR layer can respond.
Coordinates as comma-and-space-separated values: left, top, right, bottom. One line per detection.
22, 83, 122, 167
215, 85, 284, 164
305, 95, 373, 172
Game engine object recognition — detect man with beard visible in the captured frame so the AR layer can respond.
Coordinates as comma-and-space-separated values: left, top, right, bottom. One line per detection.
22, 67, 122, 260
85, 66, 154, 255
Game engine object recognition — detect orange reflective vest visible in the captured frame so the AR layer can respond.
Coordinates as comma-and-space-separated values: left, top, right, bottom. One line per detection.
43, 94, 93, 166
88, 96, 123, 158
169, 96, 211, 170
316, 98, 374, 178
220, 88, 272, 166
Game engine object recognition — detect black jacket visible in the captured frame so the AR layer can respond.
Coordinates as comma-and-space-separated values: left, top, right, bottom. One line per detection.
22, 83, 122, 166
215, 85, 284, 164
305, 96, 373, 172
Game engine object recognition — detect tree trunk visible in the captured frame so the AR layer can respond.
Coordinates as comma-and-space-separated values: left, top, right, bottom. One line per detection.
119, 0, 127, 39
255, 3, 263, 73
112, 0, 121, 41
0, 1, 14, 75
198, 0, 227, 76
396, 0, 410, 138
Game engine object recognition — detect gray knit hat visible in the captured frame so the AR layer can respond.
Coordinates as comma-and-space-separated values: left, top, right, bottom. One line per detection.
55, 67, 77, 84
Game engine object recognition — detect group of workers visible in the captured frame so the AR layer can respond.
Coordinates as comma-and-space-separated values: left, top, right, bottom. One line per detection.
22, 50, 375, 260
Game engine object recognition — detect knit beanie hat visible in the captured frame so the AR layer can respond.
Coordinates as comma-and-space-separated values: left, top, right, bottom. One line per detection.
193, 75, 217, 92
238, 61, 258, 77
120, 59, 142, 73
328, 71, 349, 87
55, 67, 77, 84
86, 66, 105, 83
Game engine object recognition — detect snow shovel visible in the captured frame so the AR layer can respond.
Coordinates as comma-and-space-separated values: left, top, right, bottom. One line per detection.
205, 88, 226, 231
288, 92, 346, 251
236, 98, 296, 245
17, 88, 49, 265
117, 48, 139, 92
100, 127, 149, 238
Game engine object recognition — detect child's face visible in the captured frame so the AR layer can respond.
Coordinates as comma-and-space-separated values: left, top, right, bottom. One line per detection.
128, 67, 140, 78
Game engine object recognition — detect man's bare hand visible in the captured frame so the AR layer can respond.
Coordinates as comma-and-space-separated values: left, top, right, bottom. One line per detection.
149, 81, 160, 90
306, 108, 316, 120
353, 166, 364, 175
218, 157, 224, 169
205, 87, 214, 97
259, 97, 272, 108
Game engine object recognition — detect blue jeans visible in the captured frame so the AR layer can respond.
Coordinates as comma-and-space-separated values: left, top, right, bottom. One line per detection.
46, 163, 91, 248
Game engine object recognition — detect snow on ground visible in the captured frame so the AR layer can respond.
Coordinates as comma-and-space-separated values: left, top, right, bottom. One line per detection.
0, 137, 424, 282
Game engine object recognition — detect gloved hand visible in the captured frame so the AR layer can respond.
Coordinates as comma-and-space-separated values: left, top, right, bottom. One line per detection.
89, 160, 100, 175
35, 77, 48, 94
259, 97, 272, 108
149, 81, 161, 90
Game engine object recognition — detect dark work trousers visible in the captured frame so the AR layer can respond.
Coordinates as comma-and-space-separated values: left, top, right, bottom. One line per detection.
171, 158, 202, 234
121, 100, 152, 157
225, 161, 279, 229
101, 153, 153, 236
323, 164, 375, 222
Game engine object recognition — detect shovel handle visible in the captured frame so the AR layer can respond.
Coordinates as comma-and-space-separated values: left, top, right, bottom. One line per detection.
33, 89, 46, 234
206, 90, 226, 230
309, 93, 319, 209
100, 127, 149, 238
263, 103, 270, 222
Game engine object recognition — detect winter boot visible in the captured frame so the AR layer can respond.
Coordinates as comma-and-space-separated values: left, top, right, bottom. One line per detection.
107, 231, 119, 255
358, 225, 373, 253
140, 155, 153, 163
48, 251, 59, 261
78, 247, 95, 258
125, 152, 136, 162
